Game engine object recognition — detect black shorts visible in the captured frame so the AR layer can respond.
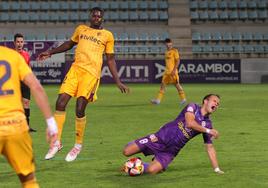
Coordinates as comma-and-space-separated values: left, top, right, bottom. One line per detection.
21, 82, 31, 100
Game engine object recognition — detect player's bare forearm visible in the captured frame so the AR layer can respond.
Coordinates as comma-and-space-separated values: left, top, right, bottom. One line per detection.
185, 112, 208, 132
38, 40, 76, 61
205, 144, 219, 169
106, 54, 129, 93
185, 112, 219, 138
205, 144, 224, 174
49, 40, 76, 55
23, 73, 53, 119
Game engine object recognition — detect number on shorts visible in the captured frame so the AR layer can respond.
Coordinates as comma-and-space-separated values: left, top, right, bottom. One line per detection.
0, 60, 14, 96
139, 138, 148, 144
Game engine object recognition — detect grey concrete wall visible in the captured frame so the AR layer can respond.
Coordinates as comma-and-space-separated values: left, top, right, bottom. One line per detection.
241, 58, 268, 83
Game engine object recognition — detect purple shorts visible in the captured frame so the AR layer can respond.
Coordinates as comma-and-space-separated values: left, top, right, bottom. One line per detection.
134, 134, 175, 170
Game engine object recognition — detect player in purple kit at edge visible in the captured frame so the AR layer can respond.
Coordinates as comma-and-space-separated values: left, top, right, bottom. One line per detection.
123, 94, 224, 175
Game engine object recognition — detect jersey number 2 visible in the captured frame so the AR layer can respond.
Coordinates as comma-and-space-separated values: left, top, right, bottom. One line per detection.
0, 60, 14, 96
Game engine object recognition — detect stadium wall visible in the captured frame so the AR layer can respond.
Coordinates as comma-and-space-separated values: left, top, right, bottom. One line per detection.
1, 41, 267, 84
241, 58, 268, 83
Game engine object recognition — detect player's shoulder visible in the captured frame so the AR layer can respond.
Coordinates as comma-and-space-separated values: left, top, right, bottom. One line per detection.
172, 47, 179, 53
0, 46, 20, 57
101, 28, 113, 36
75, 24, 89, 31
185, 103, 200, 113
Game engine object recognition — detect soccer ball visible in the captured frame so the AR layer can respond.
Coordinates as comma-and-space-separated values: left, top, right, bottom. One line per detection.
124, 157, 144, 176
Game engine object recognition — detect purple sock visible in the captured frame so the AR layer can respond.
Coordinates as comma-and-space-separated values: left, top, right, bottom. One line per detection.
143, 162, 149, 173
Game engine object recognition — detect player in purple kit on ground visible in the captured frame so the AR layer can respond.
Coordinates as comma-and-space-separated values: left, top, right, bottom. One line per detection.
123, 94, 224, 175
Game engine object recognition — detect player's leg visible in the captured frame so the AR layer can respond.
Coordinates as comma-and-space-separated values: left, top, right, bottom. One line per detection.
151, 82, 166, 105
21, 82, 36, 132
65, 96, 88, 162
175, 82, 186, 105
123, 141, 141, 156
145, 159, 164, 174
4, 131, 39, 187
18, 173, 39, 188
65, 68, 100, 162
55, 93, 72, 140
45, 93, 72, 160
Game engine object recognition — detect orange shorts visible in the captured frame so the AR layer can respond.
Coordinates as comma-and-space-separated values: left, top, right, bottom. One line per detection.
60, 65, 100, 102
161, 73, 179, 84
0, 128, 35, 175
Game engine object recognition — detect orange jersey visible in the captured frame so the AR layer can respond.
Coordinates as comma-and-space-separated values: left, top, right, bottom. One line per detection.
71, 25, 114, 78
0, 46, 32, 135
164, 48, 180, 74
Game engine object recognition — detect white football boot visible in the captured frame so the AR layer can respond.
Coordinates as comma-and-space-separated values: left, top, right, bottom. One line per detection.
45, 141, 63, 160
180, 99, 187, 106
150, 99, 160, 105
65, 144, 82, 162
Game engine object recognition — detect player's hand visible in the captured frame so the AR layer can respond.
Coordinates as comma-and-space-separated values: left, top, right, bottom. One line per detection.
37, 51, 51, 61
46, 117, 58, 148
46, 129, 58, 148
209, 129, 219, 139
117, 82, 130, 94
214, 167, 224, 174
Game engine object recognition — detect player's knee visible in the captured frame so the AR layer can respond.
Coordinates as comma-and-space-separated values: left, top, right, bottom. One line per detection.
76, 109, 85, 118
18, 172, 35, 184
122, 147, 131, 157
56, 99, 67, 111
146, 166, 161, 175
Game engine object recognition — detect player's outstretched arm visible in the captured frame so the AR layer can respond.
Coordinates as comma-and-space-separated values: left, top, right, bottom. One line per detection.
37, 40, 76, 61
205, 144, 224, 174
106, 54, 129, 93
23, 73, 58, 146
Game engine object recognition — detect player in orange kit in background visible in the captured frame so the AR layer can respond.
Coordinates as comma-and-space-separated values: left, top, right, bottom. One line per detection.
151, 38, 186, 106
14, 33, 37, 132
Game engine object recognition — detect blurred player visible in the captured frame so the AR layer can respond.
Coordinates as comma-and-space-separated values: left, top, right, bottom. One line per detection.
13, 33, 37, 132
38, 7, 129, 162
123, 94, 224, 175
151, 38, 186, 105
0, 46, 58, 188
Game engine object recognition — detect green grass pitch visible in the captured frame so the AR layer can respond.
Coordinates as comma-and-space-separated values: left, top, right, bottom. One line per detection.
1, 84, 268, 188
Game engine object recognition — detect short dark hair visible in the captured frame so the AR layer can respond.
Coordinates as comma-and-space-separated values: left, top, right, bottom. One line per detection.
14, 33, 24, 41
165, 38, 172, 43
90, 7, 104, 15
202, 94, 220, 104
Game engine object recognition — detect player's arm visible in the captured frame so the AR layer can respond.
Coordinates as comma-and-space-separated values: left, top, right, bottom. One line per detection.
106, 53, 129, 93
185, 112, 219, 138
171, 50, 179, 76
38, 40, 77, 61
171, 58, 179, 76
23, 73, 58, 146
205, 143, 224, 174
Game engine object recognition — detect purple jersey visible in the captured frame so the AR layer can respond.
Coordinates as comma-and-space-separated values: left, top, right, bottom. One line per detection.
135, 103, 213, 169
155, 103, 213, 155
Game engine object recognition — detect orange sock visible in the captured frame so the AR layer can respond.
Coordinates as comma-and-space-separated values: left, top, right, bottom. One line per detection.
22, 178, 39, 188
75, 116, 86, 144
156, 90, 165, 101
178, 90, 186, 101
54, 111, 66, 141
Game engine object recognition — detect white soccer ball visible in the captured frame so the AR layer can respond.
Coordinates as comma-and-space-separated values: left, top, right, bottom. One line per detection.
124, 157, 144, 176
